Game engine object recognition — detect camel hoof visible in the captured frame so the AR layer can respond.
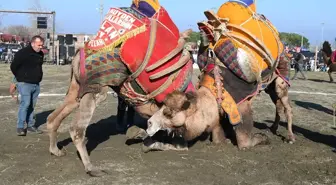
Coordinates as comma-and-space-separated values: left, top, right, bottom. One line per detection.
286, 135, 295, 144
87, 169, 108, 177
238, 146, 248, 151
50, 148, 66, 157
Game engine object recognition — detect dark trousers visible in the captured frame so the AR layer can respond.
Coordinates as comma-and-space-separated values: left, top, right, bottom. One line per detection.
291, 64, 306, 80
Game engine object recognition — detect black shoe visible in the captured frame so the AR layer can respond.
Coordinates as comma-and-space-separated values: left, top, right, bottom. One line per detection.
27, 126, 43, 134
17, 128, 26, 136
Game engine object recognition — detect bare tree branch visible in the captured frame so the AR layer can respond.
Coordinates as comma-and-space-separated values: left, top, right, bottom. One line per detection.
5, 25, 31, 38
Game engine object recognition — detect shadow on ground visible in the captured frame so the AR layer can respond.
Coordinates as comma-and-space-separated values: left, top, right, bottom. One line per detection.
293, 100, 334, 115
35, 109, 148, 155
254, 120, 336, 149
307, 79, 334, 83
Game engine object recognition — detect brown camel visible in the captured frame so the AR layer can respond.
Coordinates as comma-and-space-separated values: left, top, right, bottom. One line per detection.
140, 5, 295, 152
321, 41, 336, 82
45, 49, 162, 176
144, 64, 294, 152
44, 1, 200, 176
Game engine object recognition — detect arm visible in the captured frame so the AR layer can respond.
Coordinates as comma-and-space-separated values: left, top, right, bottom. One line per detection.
10, 50, 23, 77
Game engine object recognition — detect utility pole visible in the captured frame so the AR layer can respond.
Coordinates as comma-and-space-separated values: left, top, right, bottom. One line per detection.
321, 22, 324, 43
301, 34, 303, 48
0, 10, 56, 64
99, 0, 104, 24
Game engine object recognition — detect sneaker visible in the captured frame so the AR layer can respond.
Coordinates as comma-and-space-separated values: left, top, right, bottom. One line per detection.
27, 126, 43, 134
17, 128, 26, 136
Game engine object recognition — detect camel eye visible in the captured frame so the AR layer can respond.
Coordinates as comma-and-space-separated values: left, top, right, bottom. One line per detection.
163, 108, 173, 118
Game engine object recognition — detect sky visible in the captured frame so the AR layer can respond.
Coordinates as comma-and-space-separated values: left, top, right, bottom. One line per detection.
0, 0, 334, 47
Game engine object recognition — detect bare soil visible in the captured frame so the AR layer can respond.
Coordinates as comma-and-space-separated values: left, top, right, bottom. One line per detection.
0, 64, 335, 185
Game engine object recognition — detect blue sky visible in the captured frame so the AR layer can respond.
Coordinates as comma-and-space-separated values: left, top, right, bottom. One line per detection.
1, 0, 334, 46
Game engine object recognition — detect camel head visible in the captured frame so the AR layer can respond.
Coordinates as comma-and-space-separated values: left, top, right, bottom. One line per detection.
146, 91, 197, 137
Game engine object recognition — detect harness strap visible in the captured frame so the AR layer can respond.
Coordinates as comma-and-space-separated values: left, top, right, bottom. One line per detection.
128, 18, 158, 81
149, 50, 190, 80
145, 37, 186, 72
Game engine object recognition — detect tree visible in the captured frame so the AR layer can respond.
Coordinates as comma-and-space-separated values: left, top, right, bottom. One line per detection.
279, 32, 310, 48
5, 25, 31, 38
186, 31, 200, 43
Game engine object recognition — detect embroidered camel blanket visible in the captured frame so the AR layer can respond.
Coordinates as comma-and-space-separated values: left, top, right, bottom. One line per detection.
79, 1, 194, 104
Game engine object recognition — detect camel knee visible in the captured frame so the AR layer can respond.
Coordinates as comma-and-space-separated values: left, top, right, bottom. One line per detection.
70, 126, 87, 144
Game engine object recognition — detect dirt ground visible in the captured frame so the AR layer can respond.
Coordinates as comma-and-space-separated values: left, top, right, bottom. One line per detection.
0, 64, 335, 185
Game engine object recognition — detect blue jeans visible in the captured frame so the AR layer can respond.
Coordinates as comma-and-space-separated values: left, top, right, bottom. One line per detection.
16, 82, 40, 129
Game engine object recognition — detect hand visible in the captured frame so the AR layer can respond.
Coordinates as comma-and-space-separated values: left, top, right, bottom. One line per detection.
9, 83, 18, 103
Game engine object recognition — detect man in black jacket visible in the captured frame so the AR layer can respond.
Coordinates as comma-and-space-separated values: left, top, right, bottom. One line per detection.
10, 35, 44, 136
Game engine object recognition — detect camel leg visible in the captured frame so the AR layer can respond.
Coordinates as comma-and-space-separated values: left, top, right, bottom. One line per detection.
328, 70, 334, 82
234, 100, 269, 150
280, 94, 295, 143
47, 76, 80, 156
274, 78, 295, 143
69, 92, 107, 177
48, 101, 79, 156
270, 99, 281, 135
211, 124, 227, 144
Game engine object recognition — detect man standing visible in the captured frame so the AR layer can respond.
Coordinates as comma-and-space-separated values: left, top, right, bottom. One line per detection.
291, 51, 307, 80
10, 35, 44, 136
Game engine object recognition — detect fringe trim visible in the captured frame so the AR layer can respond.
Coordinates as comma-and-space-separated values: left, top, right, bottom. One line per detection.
85, 25, 147, 56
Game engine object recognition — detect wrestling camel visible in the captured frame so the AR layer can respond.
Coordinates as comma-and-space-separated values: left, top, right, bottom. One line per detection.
45, 3, 195, 176
131, 1, 294, 152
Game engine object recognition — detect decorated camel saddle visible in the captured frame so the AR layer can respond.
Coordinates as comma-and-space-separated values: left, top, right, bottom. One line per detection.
78, 0, 194, 105
197, 0, 284, 125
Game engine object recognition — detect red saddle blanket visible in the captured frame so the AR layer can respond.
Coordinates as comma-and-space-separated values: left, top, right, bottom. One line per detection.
82, 7, 193, 103
120, 7, 193, 103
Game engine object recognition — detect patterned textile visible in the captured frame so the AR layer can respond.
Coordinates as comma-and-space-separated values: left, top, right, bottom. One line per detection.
200, 74, 242, 125
214, 39, 248, 81
85, 49, 128, 86
277, 53, 290, 80
198, 0, 283, 83
196, 48, 208, 70
79, 2, 194, 104
199, 65, 259, 125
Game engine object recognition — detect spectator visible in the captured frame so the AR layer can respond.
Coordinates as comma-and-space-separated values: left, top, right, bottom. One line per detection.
291, 51, 307, 80
10, 35, 44, 136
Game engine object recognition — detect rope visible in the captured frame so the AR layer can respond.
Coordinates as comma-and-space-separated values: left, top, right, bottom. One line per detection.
149, 50, 190, 80
128, 18, 157, 81
145, 37, 186, 72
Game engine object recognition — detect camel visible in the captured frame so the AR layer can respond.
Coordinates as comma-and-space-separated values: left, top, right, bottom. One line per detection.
321, 41, 336, 82
143, 57, 294, 152
45, 3, 196, 176
137, 2, 295, 152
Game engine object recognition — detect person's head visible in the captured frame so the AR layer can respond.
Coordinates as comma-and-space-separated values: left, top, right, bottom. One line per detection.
30, 35, 44, 53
